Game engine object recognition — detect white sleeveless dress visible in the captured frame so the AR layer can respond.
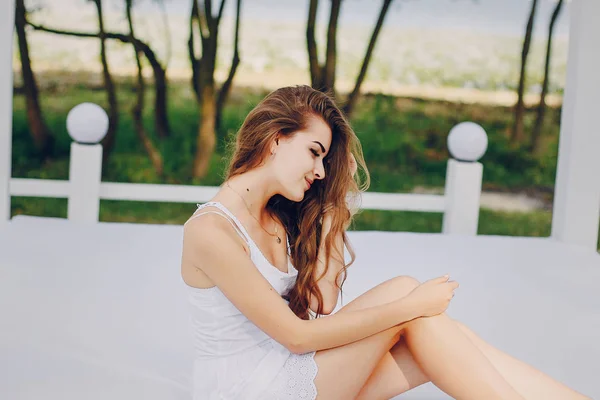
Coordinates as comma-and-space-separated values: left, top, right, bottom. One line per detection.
184, 201, 319, 400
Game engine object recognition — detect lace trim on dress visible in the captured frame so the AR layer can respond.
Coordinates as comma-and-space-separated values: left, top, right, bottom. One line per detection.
270, 352, 319, 400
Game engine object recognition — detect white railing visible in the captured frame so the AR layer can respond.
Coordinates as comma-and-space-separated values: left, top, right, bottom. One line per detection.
2, 102, 489, 235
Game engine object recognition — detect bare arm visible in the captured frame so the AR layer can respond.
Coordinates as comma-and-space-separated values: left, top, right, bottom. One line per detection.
297, 296, 418, 354
184, 214, 419, 355
309, 213, 345, 315
310, 153, 359, 314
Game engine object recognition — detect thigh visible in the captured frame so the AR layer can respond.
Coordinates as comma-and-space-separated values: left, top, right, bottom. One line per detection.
312, 276, 420, 400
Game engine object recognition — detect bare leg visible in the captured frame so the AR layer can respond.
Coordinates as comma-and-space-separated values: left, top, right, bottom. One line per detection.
453, 319, 592, 400
403, 313, 526, 400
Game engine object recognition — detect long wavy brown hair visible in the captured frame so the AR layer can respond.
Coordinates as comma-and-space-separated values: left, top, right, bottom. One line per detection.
223, 85, 370, 320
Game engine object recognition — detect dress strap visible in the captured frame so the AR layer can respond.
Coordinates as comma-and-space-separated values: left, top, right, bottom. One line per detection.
184, 202, 252, 246
205, 201, 292, 256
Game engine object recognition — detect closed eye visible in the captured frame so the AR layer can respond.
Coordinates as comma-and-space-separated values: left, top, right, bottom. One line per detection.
310, 149, 319, 157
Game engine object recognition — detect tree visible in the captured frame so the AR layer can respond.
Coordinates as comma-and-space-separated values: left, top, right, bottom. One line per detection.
27, 13, 172, 139
530, 0, 564, 155
14, 0, 54, 158
90, 0, 119, 168
512, 0, 539, 144
343, 0, 393, 116
307, 0, 341, 96
306, 0, 395, 117
125, 0, 164, 176
188, 0, 242, 179
150, 0, 173, 139
215, 0, 241, 133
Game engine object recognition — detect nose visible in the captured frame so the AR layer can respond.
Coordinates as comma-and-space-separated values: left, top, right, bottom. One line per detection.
314, 159, 326, 180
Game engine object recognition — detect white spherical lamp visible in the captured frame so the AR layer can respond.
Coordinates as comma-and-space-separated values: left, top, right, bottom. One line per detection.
66, 103, 109, 144
447, 122, 488, 162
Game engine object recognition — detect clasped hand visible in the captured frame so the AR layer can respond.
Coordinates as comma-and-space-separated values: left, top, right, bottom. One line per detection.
405, 275, 460, 318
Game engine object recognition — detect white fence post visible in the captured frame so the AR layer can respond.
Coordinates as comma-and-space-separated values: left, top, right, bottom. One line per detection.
65, 103, 108, 223
0, 0, 16, 227
442, 122, 488, 235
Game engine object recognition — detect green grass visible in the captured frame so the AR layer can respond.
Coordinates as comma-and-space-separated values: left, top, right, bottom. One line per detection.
12, 79, 562, 193
12, 79, 599, 249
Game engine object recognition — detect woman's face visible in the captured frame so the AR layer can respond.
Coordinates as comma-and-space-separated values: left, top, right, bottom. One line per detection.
271, 115, 332, 202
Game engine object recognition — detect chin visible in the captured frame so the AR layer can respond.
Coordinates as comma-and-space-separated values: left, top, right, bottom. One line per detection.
280, 179, 309, 202
294, 191, 306, 202
279, 187, 304, 203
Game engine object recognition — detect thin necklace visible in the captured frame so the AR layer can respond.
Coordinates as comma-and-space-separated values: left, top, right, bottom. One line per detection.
224, 181, 282, 244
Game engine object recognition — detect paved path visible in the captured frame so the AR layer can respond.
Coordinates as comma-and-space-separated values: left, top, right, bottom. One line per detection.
412, 186, 548, 213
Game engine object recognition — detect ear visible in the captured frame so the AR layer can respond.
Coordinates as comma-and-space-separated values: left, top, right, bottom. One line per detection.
270, 135, 280, 153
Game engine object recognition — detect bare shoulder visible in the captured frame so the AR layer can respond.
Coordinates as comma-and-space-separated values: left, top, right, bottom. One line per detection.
181, 207, 304, 353
181, 206, 250, 287
183, 206, 249, 251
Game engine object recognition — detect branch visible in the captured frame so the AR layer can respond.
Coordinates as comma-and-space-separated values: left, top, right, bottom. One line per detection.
540, 0, 564, 102
188, 0, 201, 102
217, 0, 227, 24
530, 0, 564, 153
324, 0, 342, 91
188, 0, 200, 58
344, 0, 393, 115
27, 22, 97, 39
199, 0, 211, 38
203, 0, 212, 21
217, 0, 241, 114
156, 0, 173, 66
27, 21, 164, 69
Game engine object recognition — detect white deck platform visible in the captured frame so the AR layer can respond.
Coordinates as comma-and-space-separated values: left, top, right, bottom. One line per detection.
1, 216, 598, 399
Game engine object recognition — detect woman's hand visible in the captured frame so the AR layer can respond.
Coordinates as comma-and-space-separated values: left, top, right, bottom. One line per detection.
404, 275, 459, 318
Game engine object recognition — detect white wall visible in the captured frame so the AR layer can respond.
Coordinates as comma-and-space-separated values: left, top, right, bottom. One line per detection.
551, 0, 600, 250
0, 0, 16, 224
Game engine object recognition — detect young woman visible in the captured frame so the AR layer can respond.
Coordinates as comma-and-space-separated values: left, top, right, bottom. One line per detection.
181, 85, 590, 400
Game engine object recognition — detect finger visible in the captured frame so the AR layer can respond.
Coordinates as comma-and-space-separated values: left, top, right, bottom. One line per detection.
444, 283, 458, 292
428, 276, 448, 284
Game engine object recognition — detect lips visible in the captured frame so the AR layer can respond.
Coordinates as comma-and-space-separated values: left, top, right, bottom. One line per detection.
305, 178, 312, 190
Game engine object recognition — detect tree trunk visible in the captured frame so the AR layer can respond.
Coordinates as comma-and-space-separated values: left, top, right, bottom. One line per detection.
216, 0, 242, 132
343, 0, 393, 117
306, 0, 321, 88
92, 0, 119, 169
153, 67, 170, 139
306, 0, 342, 96
530, 0, 564, 155
193, 84, 217, 178
512, 0, 538, 144
132, 37, 171, 139
190, 0, 227, 179
323, 0, 342, 95
14, 0, 53, 158
126, 0, 164, 177
155, 0, 172, 139
188, 0, 201, 103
